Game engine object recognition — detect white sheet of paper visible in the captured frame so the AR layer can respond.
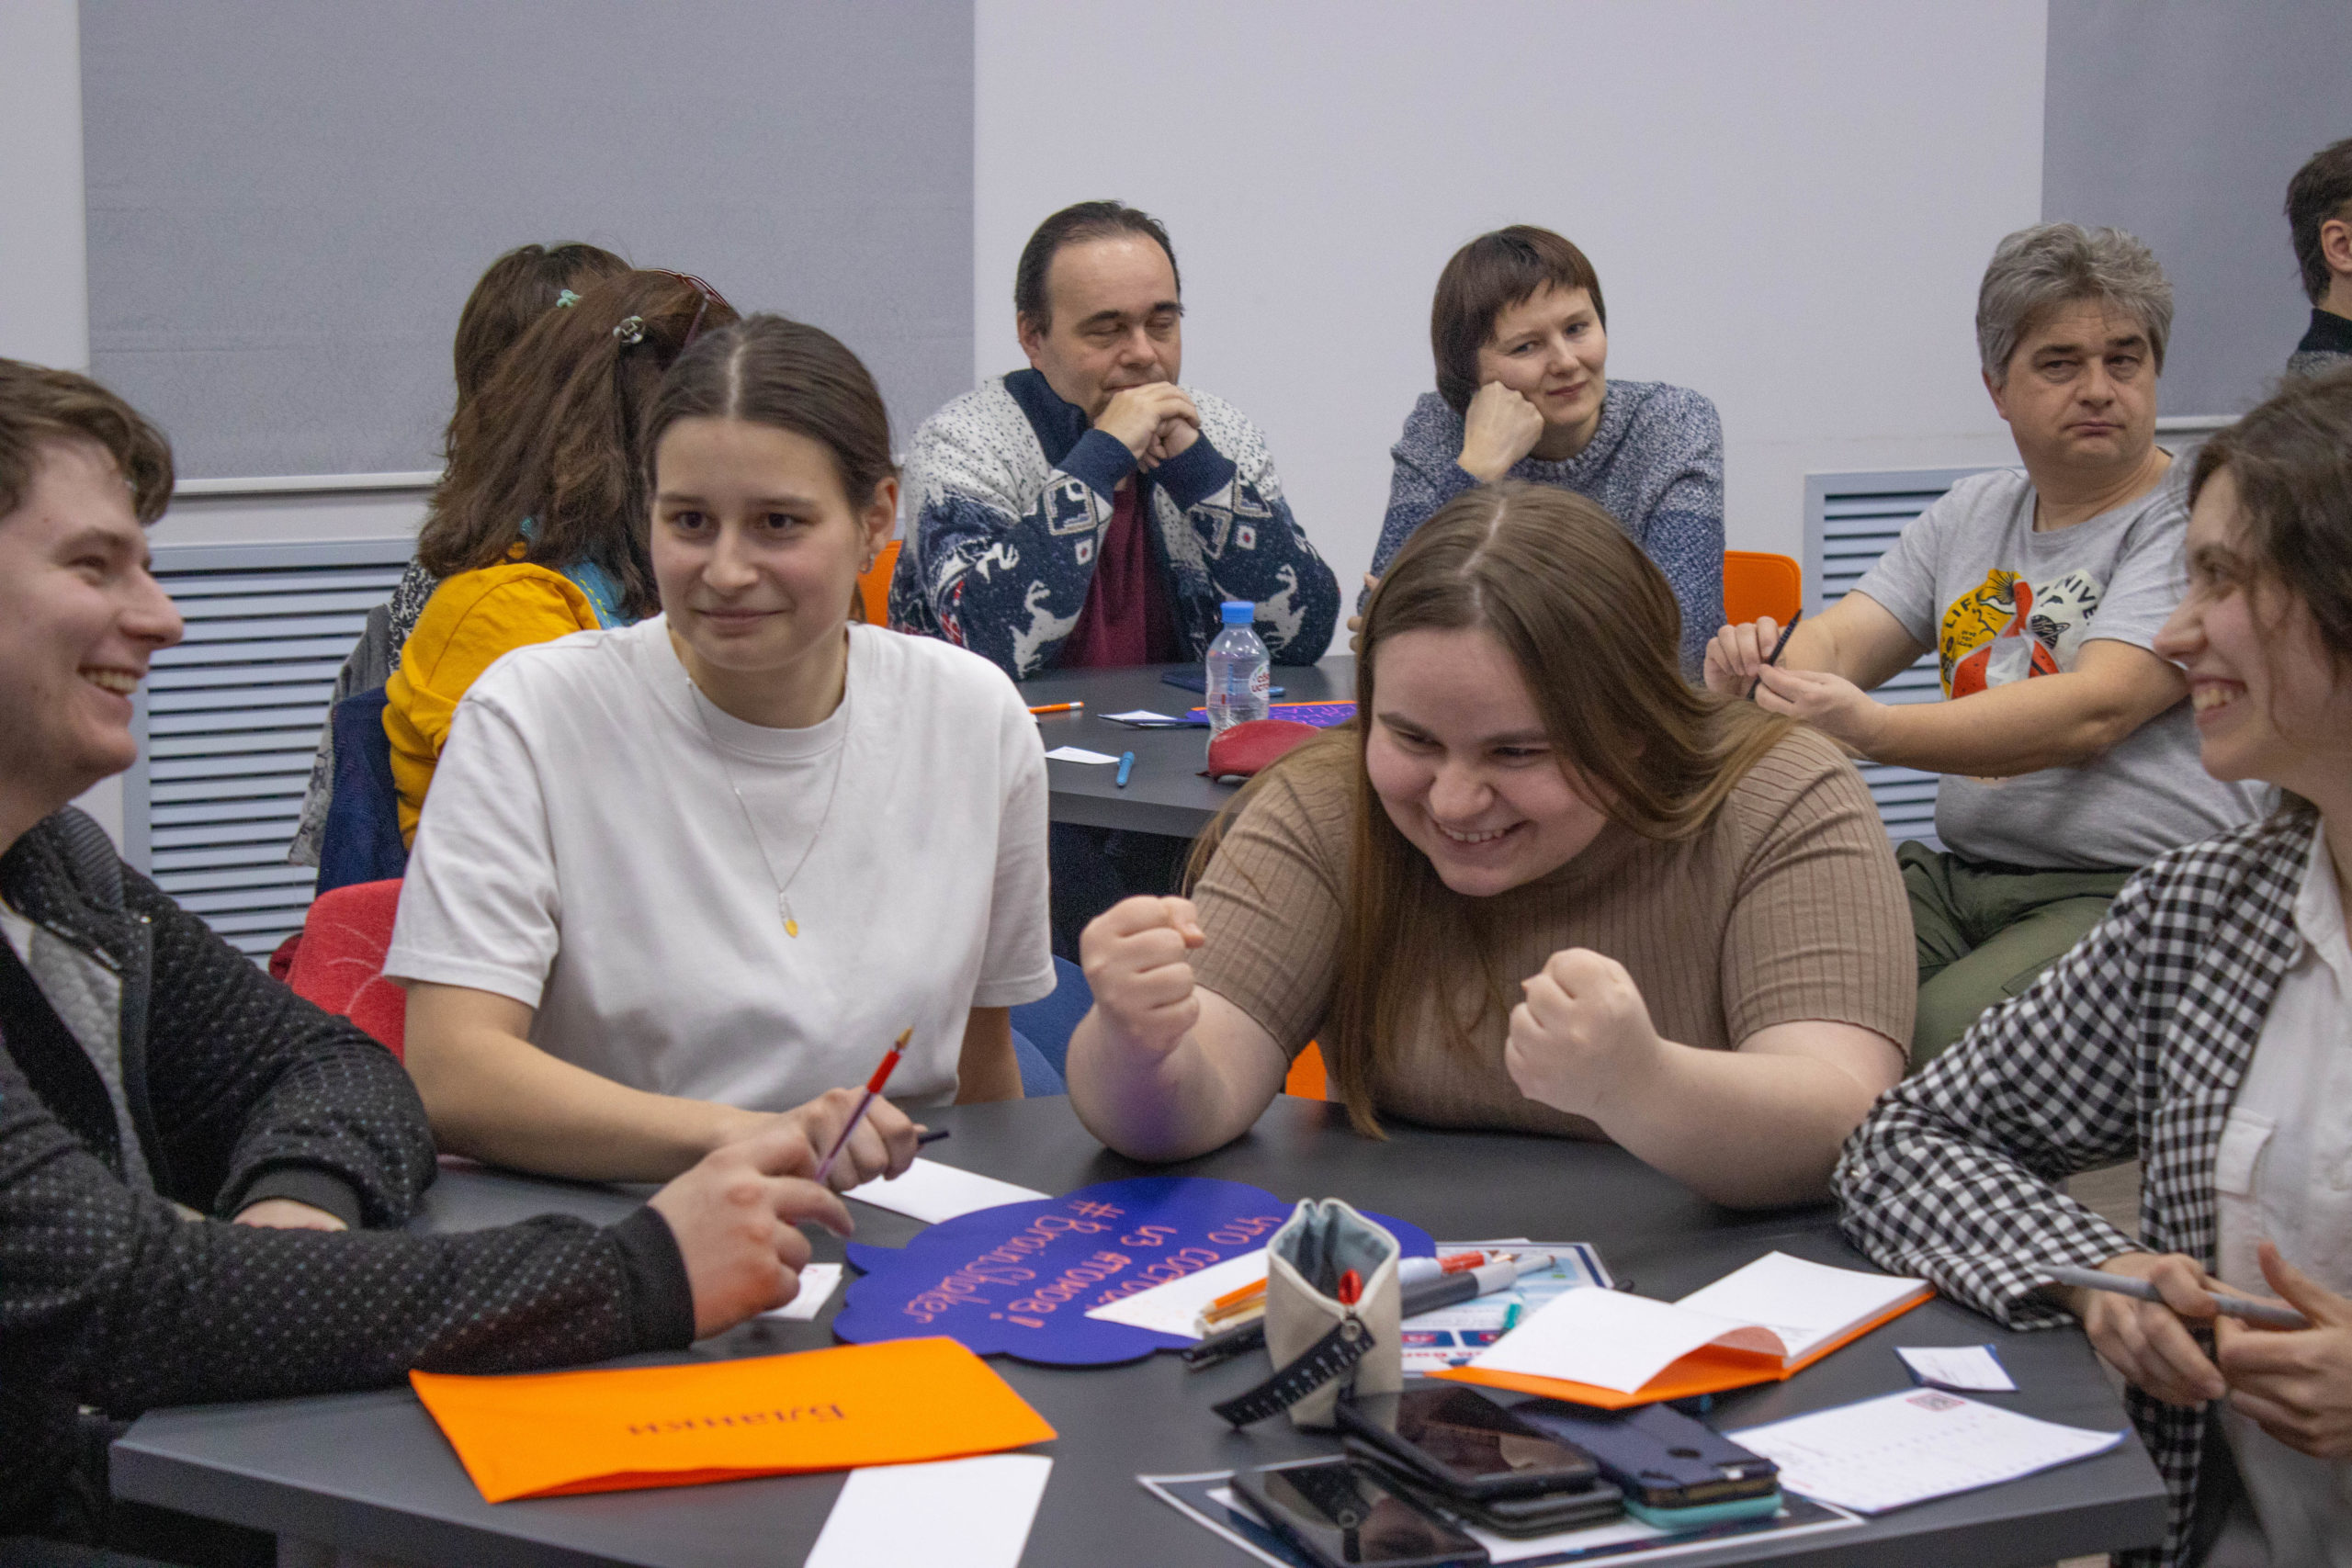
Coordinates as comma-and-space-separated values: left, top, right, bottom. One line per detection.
1674, 1251, 1927, 1361
1103, 709, 1183, 724
1084, 1249, 1267, 1338
805, 1454, 1051, 1568
1728, 1389, 2124, 1514
1464, 1285, 1776, 1394
758, 1261, 842, 1321
1897, 1344, 2016, 1392
843, 1158, 1047, 1224
1043, 746, 1121, 764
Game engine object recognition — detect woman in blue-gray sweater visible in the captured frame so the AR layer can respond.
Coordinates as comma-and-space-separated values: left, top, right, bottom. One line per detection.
1371, 226, 1724, 676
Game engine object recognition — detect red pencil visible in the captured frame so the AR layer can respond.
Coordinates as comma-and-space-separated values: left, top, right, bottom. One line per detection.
811, 1027, 913, 1184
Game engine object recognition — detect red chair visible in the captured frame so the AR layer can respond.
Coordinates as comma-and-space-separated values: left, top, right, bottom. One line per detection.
284, 878, 408, 1059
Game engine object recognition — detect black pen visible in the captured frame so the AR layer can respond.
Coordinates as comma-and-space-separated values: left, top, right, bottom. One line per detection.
914, 1127, 952, 1146
1746, 608, 1804, 700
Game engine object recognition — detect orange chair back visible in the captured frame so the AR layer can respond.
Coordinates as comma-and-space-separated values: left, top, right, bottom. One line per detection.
857, 539, 901, 626
1285, 1042, 1329, 1100
1723, 551, 1802, 627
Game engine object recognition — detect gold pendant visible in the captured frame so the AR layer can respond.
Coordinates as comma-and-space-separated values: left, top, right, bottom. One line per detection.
780, 894, 800, 938
785, 918, 800, 938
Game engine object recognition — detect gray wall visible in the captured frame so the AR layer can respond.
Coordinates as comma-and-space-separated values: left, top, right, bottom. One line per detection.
2044, 0, 2352, 416
82, 0, 973, 479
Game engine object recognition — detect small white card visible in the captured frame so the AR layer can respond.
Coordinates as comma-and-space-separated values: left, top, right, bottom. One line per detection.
757, 1261, 842, 1321
1043, 746, 1121, 764
1103, 709, 1184, 724
1897, 1344, 2016, 1392
805, 1454, 1051, 1568
1084, 1249, 1267, 1339
843, 1158, 1047, 1224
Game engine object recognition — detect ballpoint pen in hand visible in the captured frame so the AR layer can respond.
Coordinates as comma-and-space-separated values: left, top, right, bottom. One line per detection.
811, 1027, 913, 1185
1747, 608, 1804, 701
2042, 1264, 2311, 1331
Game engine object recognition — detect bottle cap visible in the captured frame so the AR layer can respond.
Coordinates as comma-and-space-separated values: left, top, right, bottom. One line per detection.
1220, 600, 1253, 625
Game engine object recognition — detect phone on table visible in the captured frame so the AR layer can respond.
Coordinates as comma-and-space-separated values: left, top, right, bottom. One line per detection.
1229, 1458, 1487, 1568
1509, 1401, 1781, 1528
1343, 1445, 1626, 1538
1337, 1388, 1601, 1499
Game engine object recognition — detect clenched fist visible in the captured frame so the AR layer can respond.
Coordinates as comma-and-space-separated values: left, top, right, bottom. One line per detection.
1080, 896, 1206, 1059
1504, 949, 1668, 1121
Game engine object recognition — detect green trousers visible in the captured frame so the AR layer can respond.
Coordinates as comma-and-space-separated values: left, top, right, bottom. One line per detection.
1900, 842, 2132, 1072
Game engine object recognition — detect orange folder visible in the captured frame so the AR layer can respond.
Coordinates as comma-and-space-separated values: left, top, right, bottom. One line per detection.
411, 1337, 1056, 1503
1430, 1292, 1929, 1410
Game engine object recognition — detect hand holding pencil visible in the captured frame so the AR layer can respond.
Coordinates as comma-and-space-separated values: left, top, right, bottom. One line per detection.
786, 1035, 923, 1192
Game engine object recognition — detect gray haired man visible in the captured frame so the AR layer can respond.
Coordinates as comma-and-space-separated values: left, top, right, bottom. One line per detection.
1702, 224, 2262, 1066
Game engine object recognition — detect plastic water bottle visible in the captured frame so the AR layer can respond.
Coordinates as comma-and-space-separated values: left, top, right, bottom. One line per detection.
1204, 600, 1272, 736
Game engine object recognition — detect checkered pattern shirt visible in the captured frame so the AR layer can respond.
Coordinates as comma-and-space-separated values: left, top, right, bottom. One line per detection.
1835, 809, 2314, 1568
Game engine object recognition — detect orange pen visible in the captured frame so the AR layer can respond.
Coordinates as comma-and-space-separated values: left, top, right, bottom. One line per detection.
1027, 701, 1083, 716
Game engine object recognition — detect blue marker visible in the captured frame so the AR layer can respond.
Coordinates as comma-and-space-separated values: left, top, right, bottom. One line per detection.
1115, 750, 1136, 788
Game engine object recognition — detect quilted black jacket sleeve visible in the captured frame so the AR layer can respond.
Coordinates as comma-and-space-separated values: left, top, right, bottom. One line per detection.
124, 855, 440, 1225
0, 1040, 692, 1526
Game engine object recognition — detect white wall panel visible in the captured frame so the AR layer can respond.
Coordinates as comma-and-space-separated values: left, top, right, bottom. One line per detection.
976, 0, 2046, 590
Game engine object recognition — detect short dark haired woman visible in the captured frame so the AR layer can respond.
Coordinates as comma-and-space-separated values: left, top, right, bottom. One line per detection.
1371, 226, 1725, 676
1069, 481, 1911, 1207
389, 316, 1053, 1185
1838, 368, 2352, 1567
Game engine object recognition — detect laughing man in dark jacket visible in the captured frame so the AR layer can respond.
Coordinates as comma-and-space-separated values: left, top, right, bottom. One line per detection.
0, 359, 899, 1557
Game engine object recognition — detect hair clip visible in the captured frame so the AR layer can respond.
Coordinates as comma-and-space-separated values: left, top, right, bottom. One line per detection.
612, 316, 646, 344
554, 288, 581, 309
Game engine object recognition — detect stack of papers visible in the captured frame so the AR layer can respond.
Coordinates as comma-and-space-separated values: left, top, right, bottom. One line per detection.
1727, 1388, 2126, 1514
1435, 1251, 1930, 1407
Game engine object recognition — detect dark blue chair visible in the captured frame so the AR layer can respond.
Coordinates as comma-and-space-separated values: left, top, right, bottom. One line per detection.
1012, 955, 1092, 1087
316, 688, 407, 895
1011, 1028, 1063, 1097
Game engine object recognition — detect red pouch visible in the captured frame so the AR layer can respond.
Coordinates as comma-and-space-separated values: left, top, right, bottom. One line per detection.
1204, 719, 1320, 782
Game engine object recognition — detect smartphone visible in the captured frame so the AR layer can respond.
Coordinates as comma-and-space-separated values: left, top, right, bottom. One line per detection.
1510, 1402, 1778, 1509
1338, 1388, 1600, 1499
1229, 1459, 1488, 1568
1345, 1444, 1626, 1537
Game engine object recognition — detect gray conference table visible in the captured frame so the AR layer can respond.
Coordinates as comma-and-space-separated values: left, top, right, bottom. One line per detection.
116, 1097, 2165, 1567
1023, 657, 1356, 838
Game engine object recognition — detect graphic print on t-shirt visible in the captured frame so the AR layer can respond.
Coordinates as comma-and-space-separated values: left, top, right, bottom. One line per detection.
1938, 567, 2104, 698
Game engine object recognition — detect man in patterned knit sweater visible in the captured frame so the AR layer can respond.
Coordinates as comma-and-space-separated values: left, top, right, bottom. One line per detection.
0, 359, 911, 1563
889, 200, 1339, 681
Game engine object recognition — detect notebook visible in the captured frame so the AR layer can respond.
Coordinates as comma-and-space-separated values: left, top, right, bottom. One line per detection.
1431, 1252, 1931, 1409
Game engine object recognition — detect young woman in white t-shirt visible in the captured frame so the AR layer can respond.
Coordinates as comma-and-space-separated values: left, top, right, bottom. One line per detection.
387, 315, 1054, 1184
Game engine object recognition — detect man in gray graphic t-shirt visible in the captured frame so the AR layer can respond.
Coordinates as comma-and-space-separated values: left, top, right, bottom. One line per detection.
1705, 225, 2260, 1066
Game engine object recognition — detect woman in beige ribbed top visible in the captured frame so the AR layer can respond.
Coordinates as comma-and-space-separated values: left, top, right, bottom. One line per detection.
1065, 483, 1914, 1207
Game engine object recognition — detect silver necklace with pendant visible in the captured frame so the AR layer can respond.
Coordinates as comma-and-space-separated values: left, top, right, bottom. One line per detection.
688, 679, 848, 939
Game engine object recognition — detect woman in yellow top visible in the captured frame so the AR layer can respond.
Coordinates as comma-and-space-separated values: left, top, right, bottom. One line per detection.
385, 269, 737, 840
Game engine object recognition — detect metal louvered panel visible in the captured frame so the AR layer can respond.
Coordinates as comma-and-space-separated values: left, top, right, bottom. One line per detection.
125, 537, 416, 958
1804, 468, 1996, 845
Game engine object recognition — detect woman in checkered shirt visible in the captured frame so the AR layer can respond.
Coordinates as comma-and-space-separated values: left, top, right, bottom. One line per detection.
1837, 367, 2352, 1568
